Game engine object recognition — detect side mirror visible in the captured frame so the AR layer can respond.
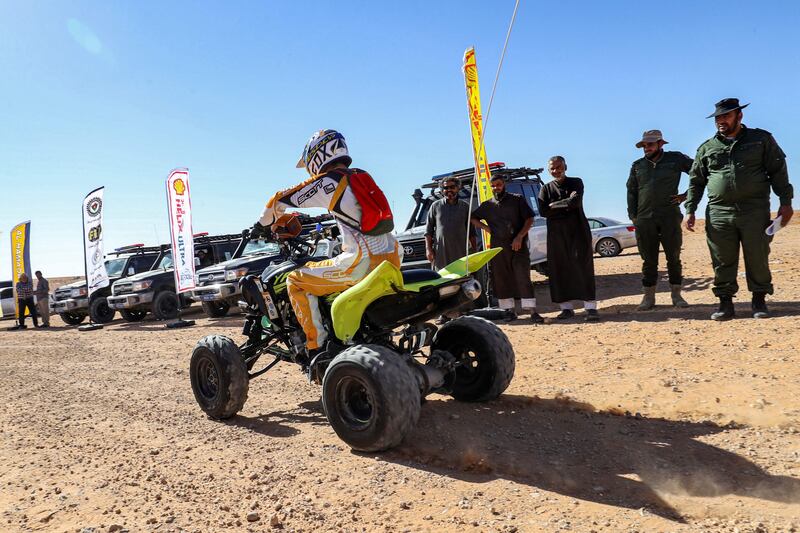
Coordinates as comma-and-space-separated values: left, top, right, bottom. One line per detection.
128, 267, 135, 275
194, 257, 201, 267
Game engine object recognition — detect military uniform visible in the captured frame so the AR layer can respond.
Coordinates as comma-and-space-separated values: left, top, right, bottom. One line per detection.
627, 151, 693, 288
686, 125, 793, 299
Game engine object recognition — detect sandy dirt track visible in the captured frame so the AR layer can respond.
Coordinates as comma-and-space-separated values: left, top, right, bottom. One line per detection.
1, 221, 799, 533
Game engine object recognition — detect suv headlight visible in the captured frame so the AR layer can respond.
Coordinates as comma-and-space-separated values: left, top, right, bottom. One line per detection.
70, 287, 88, 298
131, 280, 153, 292
225, 267, 249, 281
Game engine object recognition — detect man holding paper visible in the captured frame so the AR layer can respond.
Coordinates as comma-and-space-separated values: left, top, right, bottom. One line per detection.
685, 98, 794, 320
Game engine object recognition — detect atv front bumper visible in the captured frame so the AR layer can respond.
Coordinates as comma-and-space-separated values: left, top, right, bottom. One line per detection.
107, 291, 154, 310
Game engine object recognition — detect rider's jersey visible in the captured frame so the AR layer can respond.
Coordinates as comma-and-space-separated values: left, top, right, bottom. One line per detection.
259, 169, 398, 257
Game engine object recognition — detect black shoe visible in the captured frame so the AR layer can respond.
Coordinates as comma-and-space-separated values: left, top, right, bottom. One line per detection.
556, 309, 575, 320
751, 292, 770, 319
503, 311, 518, 322
711, 296, 735, 321
584, 309, 600, 322
530, 312, 544, 324
18, 325, 28, 329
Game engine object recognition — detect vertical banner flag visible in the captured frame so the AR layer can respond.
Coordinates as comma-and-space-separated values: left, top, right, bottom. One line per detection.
10, 221, 32, 317
463, 47, 493, 245
166, 168, 196, 294
83, 187, 110, 296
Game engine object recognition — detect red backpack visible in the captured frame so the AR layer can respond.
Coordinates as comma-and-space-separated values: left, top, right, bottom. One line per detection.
341, 168, 394, 235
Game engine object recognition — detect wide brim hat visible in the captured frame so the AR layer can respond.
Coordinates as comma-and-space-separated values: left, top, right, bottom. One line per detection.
635, 129, 668, 148
707, 98, 749, 119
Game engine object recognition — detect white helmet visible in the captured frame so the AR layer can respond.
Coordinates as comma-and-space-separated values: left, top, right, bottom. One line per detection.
296, 129, 352, 175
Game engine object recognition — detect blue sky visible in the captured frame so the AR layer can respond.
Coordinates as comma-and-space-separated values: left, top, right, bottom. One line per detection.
2, 1, 799, 277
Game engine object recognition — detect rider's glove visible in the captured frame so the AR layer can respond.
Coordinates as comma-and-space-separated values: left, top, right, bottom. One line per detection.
249, 222, 272, 241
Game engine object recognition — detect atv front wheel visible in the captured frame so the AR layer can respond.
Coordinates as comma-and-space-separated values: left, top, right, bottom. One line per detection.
322, 344, 421, 452
190, 335, 249, 419
201, 300, 230, 318
432, 315, 515, 402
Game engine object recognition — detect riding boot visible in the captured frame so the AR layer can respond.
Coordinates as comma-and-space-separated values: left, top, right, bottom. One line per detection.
637, 286, 656, 311
751, 292, 770, 319
670, 285, 689, 308
710, 296, 735, 321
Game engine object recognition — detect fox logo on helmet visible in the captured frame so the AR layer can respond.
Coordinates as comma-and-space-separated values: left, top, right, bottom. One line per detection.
298, 129, 351, 175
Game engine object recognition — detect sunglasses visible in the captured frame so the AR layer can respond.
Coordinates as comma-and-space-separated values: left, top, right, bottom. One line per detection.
442, 185, 458, 191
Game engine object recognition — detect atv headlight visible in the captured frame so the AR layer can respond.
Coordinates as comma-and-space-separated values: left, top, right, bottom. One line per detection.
225, 267, 249, 281
131, 280, 153, 292
70, 287, 88, 298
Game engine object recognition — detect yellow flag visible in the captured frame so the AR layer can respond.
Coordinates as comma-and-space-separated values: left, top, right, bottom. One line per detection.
9, 221, 32, 317
463, 48, 493, 202
463, 47, 492, 245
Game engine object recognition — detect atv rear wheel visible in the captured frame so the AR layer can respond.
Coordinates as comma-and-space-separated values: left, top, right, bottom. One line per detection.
201, 300, 230, 318
322, 344, 421, 452
60, 312, 86, 326
432, 315, 515, 402
153, 291, 180, 320
120, 309, 147, 322
190, 335, 249, 419
89, 297, 116, 324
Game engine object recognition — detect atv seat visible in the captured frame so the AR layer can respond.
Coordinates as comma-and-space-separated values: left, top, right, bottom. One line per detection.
401, 269, 441, 285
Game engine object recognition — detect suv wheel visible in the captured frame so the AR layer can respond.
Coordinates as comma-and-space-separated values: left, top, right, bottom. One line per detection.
121, 309, 147, 322
89, 298, 116, 324
153, 291, 180, 320
202, 300, 230, 318
60, 312, 86, 326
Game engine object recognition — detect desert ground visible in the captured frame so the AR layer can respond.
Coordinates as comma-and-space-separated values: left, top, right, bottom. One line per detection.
1, 220, 798, 533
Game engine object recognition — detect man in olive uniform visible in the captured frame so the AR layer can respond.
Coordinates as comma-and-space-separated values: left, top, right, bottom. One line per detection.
471, 175, 543, 323
686, 98, 794, 320
627, 130, 692, 310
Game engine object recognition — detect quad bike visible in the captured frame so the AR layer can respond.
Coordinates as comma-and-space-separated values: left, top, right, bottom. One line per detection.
189, 227, 515, 452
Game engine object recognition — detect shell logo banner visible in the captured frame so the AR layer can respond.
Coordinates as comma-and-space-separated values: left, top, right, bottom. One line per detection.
166, 168, 196, 294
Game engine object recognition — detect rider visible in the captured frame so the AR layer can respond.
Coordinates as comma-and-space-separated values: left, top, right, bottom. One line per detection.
252, 130, 402, 357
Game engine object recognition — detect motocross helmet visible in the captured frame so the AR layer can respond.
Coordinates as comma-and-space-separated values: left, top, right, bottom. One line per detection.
296, 129, 352, 175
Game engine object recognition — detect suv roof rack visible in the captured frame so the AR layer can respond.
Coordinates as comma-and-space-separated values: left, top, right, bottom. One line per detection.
193, 233, 246, 245
110, 244, 166, 255
423, 163, 544, 189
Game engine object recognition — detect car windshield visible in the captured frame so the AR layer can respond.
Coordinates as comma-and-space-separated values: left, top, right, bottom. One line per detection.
243, 241, 280, 257
156, 252, 173, 269
105, 258, 128, 277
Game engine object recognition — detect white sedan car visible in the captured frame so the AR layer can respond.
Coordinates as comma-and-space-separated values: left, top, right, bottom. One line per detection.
528, 217, 637, 274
